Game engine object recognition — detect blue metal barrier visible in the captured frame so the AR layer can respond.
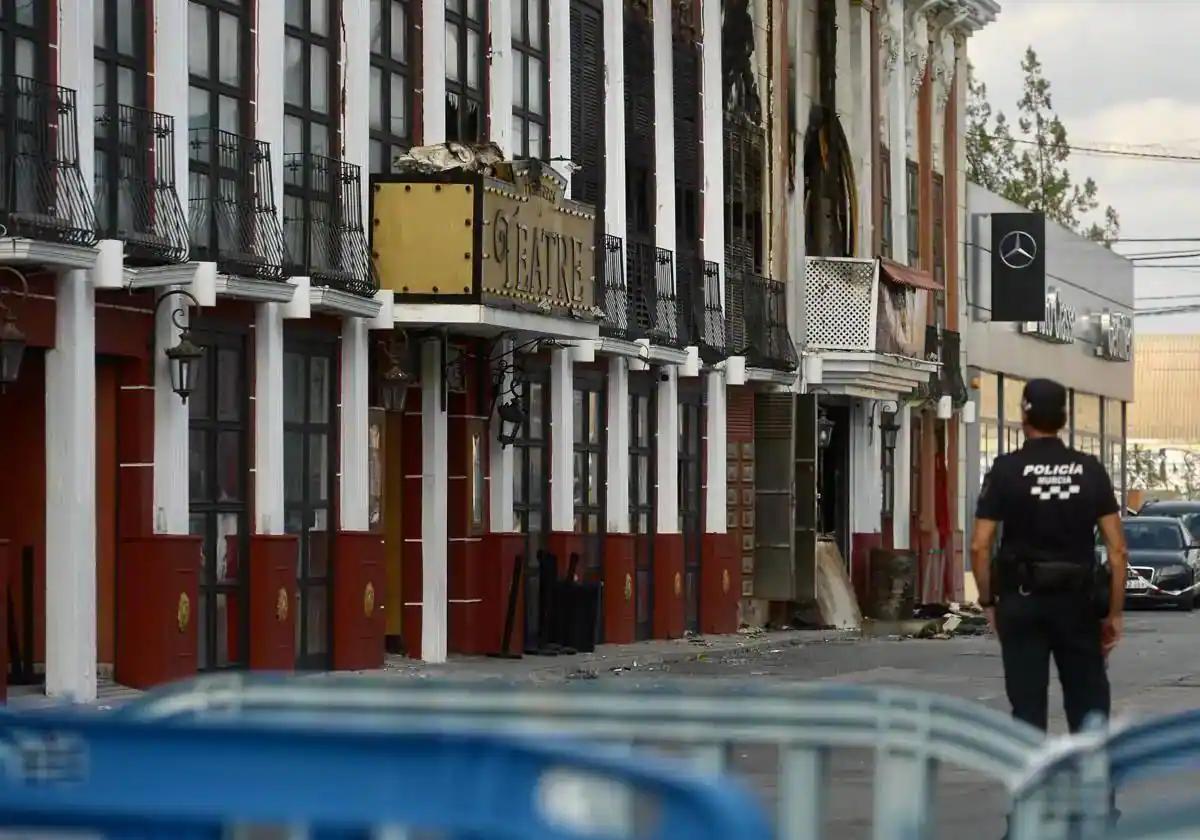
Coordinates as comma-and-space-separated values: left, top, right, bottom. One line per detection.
0, 707, 770, 840
119, 674, 1049, 840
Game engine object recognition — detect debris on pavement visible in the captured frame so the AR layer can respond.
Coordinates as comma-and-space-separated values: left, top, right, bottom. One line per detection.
911, 602, 991, 639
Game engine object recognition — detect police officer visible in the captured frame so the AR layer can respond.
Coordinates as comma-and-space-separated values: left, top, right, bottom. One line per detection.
971, 378, 1128, 734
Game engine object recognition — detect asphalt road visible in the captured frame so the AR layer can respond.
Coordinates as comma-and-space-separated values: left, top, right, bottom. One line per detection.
601, 608, 1200, 840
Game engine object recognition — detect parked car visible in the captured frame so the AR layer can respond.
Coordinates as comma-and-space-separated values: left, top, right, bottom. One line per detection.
1137, 500, 1200, 542
1102, 516, 1200, 610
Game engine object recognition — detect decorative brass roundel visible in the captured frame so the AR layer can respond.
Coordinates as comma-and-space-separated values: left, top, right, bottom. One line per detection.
276, 587, 289, 622
624, 573, 633, 601
674, 571, 682, 597
722, 569, 731, 595
177, 593, 191, 632
364, 582, 376, 618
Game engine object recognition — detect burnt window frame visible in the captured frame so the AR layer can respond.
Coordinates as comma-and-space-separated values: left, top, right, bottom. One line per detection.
186, 0, 255, 138
723, 119, 766, 275
511, 0, 549, 159
932, 171, 945, 287
880, 144, 892, 259
369, 0, 416, 173
445, 0, 487, 143
906, 159, 919, 267
623, 0, 656, 243
0, 0, 50, 81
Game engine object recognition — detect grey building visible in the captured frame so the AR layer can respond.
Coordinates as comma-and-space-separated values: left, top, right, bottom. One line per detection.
962, 184, 1135, 552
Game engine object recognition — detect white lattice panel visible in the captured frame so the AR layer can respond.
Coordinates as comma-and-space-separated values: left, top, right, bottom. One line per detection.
804, 258, 878, 351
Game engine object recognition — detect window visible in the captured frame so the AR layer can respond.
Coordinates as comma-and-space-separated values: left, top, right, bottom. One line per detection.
187, 0, 252, 135
511, 0, 548, 158
0, 0, 47, 80
445, 0, 486, 143
284, 0, 336, 158
629, 384, 655, 641
512, 367, 551, 649
905, 160, 919, 266
569, 0, 604, 210
880, 146, 892, 258
94, 0, 148, 110
573, 378, 606, 612
932, 173, 945, 286
369, 0, 414, 173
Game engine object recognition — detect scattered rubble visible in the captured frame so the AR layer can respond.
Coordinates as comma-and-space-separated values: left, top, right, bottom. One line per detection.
913, 602, 991, 639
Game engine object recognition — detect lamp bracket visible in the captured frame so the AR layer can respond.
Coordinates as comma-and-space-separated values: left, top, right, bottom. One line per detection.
0, 266, 30, 323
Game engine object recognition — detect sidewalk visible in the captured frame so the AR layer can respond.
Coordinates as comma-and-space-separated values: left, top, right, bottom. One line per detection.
3, 628, 856, 710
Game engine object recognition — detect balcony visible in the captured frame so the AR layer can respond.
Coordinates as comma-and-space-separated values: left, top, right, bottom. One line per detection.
598, 233, 630, 338
676, 253, 726, 359
282, 154, 377, 299
187, 128, 286, 281
803, 256, 940, 398
0, 75, 98, 249
95, 104, 189, 265
914, 325, 969, 405
725, 263, 797, 372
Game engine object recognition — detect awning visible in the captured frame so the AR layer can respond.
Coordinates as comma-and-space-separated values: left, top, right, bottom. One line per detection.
879, 257, 943, 292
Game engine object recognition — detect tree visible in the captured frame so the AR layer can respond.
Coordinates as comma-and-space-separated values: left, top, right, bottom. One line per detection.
966, 48, 1120, 246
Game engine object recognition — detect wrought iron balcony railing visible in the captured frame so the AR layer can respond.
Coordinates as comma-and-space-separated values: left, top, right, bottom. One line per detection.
0, 75, 98, 246
652, 246, 680, 346
187, 127, 286, 280
599, 233, 629, 338
915, 326, 967, 404
282, 153, 378, 298
626, 238, 657, 340
725, 262, 797, 371
94, 104, 190, 265
675, 252, 727, 357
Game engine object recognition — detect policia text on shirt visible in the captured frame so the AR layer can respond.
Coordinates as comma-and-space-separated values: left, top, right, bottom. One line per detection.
971, 378, 1127, 734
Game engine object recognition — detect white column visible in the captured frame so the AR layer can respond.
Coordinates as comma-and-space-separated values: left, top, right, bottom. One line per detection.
153, 289, 191, 533
548, 0, 572, 178
851, 400, 881, 534
254, 304, 285, 534
58, 0, 95, 186
549, 349, 574, 532
339, 319, 370, 531
605, 356, 630, 532
155, 0, 190, 202
44, 272, 97, 701
786, 0, 808, 348
256, 0, 286, 211
656, 368, 680, 532
894, 403, 912, 549
700, 0, 724, 285
420, 339, 448, 662
704, 371, 726, 533
489, 339, 515, 532
422, 0, 448, 144
888, 0, 909, 263
342, 0, 370, 201
652, 0, 676, 255
602, 0, 628, 238
849, 2, 873, 257
488, 0, 514, 155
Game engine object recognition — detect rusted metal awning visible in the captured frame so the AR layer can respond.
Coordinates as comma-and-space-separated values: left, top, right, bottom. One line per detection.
879, 257, 942, 292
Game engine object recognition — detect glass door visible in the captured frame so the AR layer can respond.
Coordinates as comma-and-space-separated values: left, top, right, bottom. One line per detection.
629, 372, 656, 640
282, 341, 337, 670
513, 363, 550, 650
573, 372, 606, 640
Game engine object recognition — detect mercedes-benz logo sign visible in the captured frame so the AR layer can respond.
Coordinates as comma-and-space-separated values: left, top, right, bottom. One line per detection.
998, 229, 1038, 270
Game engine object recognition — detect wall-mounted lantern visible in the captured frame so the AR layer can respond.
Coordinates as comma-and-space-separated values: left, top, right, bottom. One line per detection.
496, 398, 527, 448
817, 408, 835, 450
378, 335, 415, 412
153, 289, 205, 404
485, 333, 562, 448
0, 267, 30, 390
880, 412, 901, 453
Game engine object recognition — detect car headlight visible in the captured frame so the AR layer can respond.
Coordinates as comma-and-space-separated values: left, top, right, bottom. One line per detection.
1158, 564, 1188, 578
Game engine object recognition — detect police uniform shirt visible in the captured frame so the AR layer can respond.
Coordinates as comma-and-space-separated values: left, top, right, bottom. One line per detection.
976, 437, 1119, 564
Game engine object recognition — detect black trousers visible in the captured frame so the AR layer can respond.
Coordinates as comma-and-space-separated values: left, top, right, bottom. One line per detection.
996, 591, 1110, 733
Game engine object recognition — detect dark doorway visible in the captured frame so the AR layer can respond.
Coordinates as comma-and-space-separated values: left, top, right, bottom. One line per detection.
188, 327, 251, 671
817, 401, 852, 563
629, 372, 656, 640
282, 339, 338, 670
573, 371, 606, 638
514, 362, 551, 650
678, 380, 704, 633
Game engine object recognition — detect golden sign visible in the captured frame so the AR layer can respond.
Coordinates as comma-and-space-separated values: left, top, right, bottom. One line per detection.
364, 582, 376, 619
624, 573, 633, 602
276, 588, 289, 623
674, 572, 683, 598
177, 593, 190, 632
480, 177, 596, 313
722, 569, 731, 595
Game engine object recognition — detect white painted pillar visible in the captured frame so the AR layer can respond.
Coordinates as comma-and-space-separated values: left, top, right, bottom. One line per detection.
421, 0, 448, 144
704, 371, 727, 533
342, 0, 370, 203
651, 0, 676, 256
894, 403, 912, 549
154, 0, 189, 203
44, 272, 97, 701
548, 0, 572, 179
420, 338, 448, 662
153, 289, 191, 533
655, 368, 680, 532
58, 0, 95, 186
605, 356, 630, 532
254, 304, 285, 534
255, 0, 286, 211
549, 349, 574, 532
700, 0, 724, 281
602, 0, 628, 238
489, 339, 515, 532
339, 318, 370, 531
488, 0, 514, 155
786, 0, 808, 348
888, 0, 909, 265
849, 2, 873, 258
851, 400, 882, 534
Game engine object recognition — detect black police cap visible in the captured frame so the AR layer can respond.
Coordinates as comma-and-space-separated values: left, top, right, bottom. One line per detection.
1021, 378, 1068, 432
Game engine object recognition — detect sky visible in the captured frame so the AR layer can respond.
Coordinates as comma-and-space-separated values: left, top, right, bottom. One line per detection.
968, 0, 1200, 334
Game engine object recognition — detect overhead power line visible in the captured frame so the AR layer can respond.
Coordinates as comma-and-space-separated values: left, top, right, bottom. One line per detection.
969, 134, 1200, 163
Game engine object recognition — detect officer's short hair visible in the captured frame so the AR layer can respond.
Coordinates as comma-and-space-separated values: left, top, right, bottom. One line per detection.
1022, 378, 1068, 433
